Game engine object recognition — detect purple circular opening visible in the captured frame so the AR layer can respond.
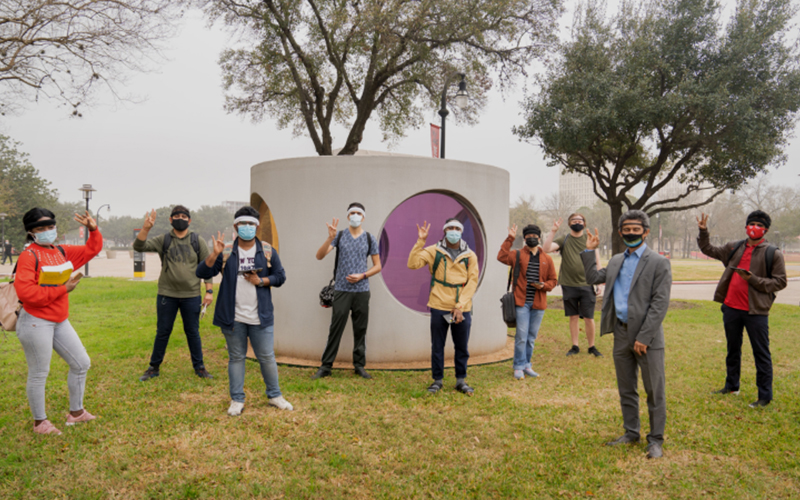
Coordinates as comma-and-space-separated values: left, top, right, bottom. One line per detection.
379, 192, 485, 313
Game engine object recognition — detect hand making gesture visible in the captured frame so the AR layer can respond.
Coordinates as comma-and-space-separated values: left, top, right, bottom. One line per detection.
696, 213, 709, 231
73, 211, 97, 231
417, 221, 430, 241
142, 209, 156, 231
508, 224, 518, 240
586, 228, 600, 250
210, 231, 225, 257
326, 218, 339, 240
550, 218, 562, 233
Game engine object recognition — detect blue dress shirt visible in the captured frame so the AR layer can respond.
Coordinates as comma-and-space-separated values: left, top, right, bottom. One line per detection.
613, 243, 647, 323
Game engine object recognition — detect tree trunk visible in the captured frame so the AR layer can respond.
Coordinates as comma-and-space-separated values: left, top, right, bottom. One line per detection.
608, 201, 624, 254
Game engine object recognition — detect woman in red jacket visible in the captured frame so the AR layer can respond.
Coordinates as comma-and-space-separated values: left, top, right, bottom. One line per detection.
14, 208, 103, 435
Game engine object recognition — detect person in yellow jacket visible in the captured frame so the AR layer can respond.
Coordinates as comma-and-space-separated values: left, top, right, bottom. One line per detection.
408, 218, 480, 395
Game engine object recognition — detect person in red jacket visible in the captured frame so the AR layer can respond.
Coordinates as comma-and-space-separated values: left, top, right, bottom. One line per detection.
14, 207, 103, 435
498, 224, 558, 380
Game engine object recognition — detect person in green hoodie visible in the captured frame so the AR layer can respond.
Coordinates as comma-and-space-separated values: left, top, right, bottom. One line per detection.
133, 205, 215, 381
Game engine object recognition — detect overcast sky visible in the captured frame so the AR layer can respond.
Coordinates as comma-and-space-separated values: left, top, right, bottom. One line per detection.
2, 6, 799, 220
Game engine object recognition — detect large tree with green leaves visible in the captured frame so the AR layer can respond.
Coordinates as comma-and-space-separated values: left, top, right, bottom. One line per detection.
0, 135, 82, 249
514, 0, 800, 252
203, 0, 563, 155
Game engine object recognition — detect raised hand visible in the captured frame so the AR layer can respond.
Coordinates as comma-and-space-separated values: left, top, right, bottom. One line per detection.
586, 228, 600, 250
211, 231, 225, 255
417, 221, 430, 240
551, 218, 562, 233
326, 218, 339, 240
142, 209, 156, 231
73, 211, 97, 231
508, 224, 518, 239
696, 213, 709, 230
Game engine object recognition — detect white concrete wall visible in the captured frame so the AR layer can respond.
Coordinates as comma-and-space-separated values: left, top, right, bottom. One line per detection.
251, 156, 509, 364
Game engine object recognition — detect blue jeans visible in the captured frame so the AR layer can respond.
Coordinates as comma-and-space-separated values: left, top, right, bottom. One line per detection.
221, 322, 282, 402
513, 304, 545, 370
150, 295, 205, 370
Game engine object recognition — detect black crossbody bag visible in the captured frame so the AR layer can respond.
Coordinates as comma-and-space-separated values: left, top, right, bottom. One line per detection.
319, 232, 342, 308
500, 250, 520, 327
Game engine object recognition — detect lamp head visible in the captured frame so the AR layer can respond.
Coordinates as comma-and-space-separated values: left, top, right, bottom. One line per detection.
455, 74, 468, 108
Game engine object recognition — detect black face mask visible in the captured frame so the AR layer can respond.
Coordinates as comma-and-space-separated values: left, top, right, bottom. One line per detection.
569, 223, 585, 232
171, 219, 189, 231
525, 238, 539, 248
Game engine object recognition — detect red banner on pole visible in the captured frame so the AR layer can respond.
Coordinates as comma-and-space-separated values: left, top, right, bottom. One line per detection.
430, 123, 441, 158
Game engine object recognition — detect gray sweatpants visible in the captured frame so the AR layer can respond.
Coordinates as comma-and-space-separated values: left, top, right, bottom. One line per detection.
613, 320, 666, 445
16, 309, 91, 421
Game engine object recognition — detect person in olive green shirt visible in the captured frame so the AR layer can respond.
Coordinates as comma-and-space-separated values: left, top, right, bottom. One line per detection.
133, 205, 215, 381
543, 213, 603, 357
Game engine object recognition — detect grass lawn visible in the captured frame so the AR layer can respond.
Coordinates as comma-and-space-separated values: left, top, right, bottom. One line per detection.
1, 278, 798, 499
548, 255, 800, 281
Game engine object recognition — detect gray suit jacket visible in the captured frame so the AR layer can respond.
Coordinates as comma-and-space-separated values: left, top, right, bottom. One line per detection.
581, 246, 672, 349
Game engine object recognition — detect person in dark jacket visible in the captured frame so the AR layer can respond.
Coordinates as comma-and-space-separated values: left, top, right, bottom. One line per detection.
497, 224, 558, 380
196, 206, 292, 416
697, 210, 787, 408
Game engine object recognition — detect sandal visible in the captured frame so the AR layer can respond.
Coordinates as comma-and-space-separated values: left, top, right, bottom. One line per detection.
427, 381, 443, 394
455, 381, 474, 395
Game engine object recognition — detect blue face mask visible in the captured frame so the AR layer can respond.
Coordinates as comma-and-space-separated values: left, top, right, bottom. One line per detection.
33, 228, 58, 245
237, 225, 257, 241
622, 234, 643, 248
445, 230, 462, 244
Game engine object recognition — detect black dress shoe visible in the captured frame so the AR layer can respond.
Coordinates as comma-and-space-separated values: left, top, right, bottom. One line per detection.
749, 399, 770, 408
605, 434, 640, 446
311, 368, 331, 380
646, 442, 663, 459
712, 387, 739, 395
354, 367, 372, 379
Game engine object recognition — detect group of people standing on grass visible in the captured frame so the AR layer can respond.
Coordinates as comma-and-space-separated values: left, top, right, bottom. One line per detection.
10, 201, 787, 461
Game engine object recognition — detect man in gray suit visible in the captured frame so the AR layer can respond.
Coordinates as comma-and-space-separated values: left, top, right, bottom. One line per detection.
581, 210, 672, 459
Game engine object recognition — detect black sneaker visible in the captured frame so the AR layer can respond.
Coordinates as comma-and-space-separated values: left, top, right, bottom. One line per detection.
354, 367, 372, 379
566, 345, 580, 356
712, 387, 739, 395
139, 366, 159, 382
195, 367, 214, 379
311, 368, 331, 380
588, 346, 603, 357
749, 399, 770, 408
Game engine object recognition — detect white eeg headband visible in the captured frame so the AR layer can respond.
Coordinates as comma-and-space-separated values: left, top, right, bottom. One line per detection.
443, 220, 464, 232
234, 216, 260, 226
348, 206, 365, 216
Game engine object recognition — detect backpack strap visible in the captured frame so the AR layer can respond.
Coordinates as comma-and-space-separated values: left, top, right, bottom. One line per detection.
366, 232, 373, 256
507, 250, 520, 293
431, 249, 469, 304
330, 230, 343, 284
765, 245, 777, 279
726, 239, 746, 266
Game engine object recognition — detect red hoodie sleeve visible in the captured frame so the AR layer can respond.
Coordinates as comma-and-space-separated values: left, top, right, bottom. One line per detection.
61, 228, 104, 270
13, 250, 68, 308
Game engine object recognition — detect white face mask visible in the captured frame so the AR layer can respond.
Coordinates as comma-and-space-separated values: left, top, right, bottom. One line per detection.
349, 214, 363, 228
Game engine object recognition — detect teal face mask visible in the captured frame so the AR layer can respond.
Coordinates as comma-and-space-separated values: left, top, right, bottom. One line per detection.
33, 228, 58, 245
623, 235, 643, 248
445, 230, 462, 244
237, 225, 257, 241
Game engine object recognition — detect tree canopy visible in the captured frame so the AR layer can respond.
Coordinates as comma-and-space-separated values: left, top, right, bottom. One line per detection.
514, 0, 800, 252
0, 0, 179, 114
203, 0, 563, 155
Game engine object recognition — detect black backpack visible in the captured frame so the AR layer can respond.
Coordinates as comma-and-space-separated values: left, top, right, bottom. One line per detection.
161, 232, 201, 272
500, 250, 520, 328
727, 240, 778, 278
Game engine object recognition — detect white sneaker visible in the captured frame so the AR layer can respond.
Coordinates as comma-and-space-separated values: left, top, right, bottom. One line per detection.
227, 401, 245, 416
268, 396, 294, 411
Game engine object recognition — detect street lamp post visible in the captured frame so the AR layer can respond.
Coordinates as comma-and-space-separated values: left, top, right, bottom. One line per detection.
96, 204, 111, 232
78, 184, 96, 276
437, 73, 469, 159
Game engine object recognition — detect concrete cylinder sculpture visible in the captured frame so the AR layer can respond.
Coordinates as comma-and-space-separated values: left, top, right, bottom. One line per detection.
250, 154, 510, 369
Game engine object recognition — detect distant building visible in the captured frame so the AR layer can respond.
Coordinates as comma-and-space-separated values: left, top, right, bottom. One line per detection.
559, 167, 599, 210
222, 201, 248, 214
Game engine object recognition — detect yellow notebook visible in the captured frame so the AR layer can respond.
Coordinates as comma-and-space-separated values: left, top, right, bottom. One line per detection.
39, 262, 74, 286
